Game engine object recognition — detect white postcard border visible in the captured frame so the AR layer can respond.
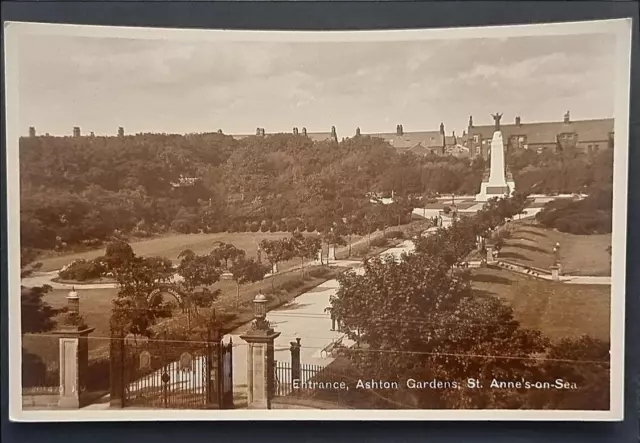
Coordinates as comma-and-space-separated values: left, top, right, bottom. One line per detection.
4, 18, 633, 422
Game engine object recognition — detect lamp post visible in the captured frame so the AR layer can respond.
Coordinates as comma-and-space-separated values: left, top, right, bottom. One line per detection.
239, 291, 281, 409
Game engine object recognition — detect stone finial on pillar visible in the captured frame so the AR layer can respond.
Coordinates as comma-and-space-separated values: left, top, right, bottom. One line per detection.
240, 292, 281, 409
53, 288, 95, 408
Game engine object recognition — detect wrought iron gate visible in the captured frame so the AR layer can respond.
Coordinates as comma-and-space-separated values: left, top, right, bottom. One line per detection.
110, 328, 234, 409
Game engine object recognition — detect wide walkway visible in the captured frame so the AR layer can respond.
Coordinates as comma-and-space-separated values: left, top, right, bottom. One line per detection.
226, 240, 416, 393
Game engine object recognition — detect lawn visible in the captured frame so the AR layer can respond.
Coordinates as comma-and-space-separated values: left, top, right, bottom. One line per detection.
36, 232, 294, 272
498, 222, 611, 276
469, 266, 610, 341
22, 263, 338, 364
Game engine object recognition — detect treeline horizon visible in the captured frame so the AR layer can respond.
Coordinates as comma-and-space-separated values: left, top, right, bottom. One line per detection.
19, 132, 613, 253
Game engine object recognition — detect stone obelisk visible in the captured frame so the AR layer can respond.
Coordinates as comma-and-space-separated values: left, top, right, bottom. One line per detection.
475, 113, 514, 202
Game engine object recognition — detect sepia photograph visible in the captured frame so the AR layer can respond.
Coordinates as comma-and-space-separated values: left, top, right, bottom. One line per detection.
4, 19, 632, 421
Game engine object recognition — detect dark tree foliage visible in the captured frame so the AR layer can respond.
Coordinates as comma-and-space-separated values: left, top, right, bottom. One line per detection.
19, 133, 482, 252
536, 186, 613, 234
526, 335, 610, 410
21, 284, 61, 334
331, 195, 607, 409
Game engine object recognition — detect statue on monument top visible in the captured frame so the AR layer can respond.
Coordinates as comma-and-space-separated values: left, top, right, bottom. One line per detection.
491, 113, 503, 131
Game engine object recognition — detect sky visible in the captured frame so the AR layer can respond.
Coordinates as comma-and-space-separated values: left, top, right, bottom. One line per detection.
16, 31, 617, 137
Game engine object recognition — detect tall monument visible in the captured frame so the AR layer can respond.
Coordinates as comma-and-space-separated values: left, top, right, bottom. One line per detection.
475, 113, 516, 202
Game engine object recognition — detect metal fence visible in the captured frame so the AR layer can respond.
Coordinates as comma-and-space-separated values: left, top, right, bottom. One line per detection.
274, 360, 350, 398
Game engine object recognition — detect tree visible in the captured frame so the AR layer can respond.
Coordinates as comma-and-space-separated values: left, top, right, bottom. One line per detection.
103, 240, 135, 270
210, 242, 245, 270
321, 228, 347, 263
21, 285, 61, 334
331, 245, 547, 409
230, 258, 270, 310
175, 249, 222, 329
290, 232, 321, 277
110, 253, 175, 337
20, 251, 63, 334
527, 335, 610, 410
259, 238, 294, 289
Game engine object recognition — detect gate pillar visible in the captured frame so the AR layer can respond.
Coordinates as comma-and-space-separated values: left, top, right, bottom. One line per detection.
53, 288, 95, 409
290, 338, 301, 392
240, 293, 280, 409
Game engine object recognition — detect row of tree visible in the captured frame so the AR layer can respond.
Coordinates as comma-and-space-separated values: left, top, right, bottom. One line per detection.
20, 133, 613, 253
330, 195, 609, 410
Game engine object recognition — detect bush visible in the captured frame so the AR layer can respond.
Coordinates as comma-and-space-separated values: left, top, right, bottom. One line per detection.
279, 279, 304, 292
269, 224, 278, 233
260, 223, 270, 232
306, 224, 316, 233
370, 237, 388, 248
307, 267, 331, 279
58, 258, 106, 281
384, 230, 404, 239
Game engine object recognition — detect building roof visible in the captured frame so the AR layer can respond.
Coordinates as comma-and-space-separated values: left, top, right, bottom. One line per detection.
467, 118, 613, 145
369, 131, 446, 149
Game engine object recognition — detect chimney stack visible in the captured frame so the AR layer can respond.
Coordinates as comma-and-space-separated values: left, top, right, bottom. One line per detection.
515, 116, 521, 126
564, 111, 570, 124
330, 126, 337, 142
118, 127, 125, 137
439, 122, 445, 134
256, 127, 261, 136
28, 127, 36, 137
73, 127, 81, 137
293, 127, 299, 136
355, 127, 361, 137
90, 131, 95, 137
260, 128, 265, 137
396, 124, 404, 136
302, 127, 307, 136
218, 129, 223, 134
468, 115, 474, 128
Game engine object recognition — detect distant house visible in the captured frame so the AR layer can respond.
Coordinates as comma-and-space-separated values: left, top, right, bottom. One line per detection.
465, 112, 614, 159
227, 123, 457, 156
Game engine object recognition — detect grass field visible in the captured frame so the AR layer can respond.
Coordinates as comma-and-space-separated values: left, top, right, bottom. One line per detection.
36, 232, 294, 272
470, 266, 610, 341
499, 223, 611, 276
22, 263, 338, 363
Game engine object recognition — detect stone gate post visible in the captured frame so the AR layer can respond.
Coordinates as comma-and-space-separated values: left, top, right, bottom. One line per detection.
240, 293, 281, 409
328, 245, 336, 262
290, 338, 301, 388
486, 244, 495, 264
53, 288, 95, 409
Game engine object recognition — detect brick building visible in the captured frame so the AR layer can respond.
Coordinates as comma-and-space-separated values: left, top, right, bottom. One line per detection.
465, 111, 614, 159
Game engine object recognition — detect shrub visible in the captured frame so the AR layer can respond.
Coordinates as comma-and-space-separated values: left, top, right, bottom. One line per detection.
269, 224, 278, 233
250, 222, 260, 232
370, 237, 388, 248
307, 267, 331, 279
58, 258, 106, 281
279, 279, 304, 292
260, 223, 270, 232
384, 230, 404, 239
